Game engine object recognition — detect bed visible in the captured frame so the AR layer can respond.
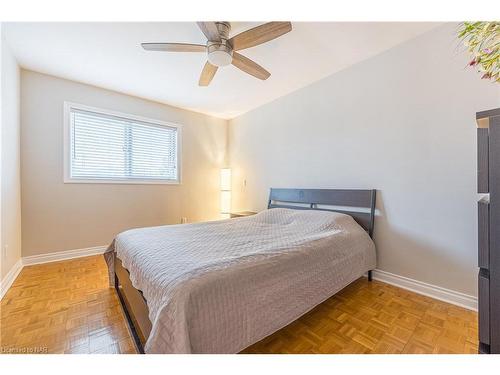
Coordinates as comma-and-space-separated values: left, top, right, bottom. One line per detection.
105, 188, 377, 354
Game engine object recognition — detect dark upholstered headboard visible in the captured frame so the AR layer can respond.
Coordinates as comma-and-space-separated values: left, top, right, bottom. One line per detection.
267, 188, 376, 237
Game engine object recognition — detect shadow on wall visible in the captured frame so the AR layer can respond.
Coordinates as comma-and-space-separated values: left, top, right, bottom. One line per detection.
192, 119, 227, 167
373, 190, 477, 296
180, 118, 227, 221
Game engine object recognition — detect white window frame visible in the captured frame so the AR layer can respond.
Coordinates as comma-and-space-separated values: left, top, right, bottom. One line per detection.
63, 102, 182, 185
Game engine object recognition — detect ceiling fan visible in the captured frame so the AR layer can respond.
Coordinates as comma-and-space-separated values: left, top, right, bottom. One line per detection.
141, 22, 292, 86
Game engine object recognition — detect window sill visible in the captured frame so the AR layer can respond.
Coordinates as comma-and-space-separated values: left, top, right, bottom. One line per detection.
64, 178, 181, 185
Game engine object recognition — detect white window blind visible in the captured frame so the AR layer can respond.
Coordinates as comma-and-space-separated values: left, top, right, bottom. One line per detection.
67, 105, 179, 183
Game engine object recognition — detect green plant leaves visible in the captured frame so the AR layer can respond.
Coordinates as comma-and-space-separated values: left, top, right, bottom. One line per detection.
458, 21, 500, 83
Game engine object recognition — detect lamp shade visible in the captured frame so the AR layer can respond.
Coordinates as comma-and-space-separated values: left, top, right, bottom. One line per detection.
220, 191, 231, 214
220, 168, 231, 191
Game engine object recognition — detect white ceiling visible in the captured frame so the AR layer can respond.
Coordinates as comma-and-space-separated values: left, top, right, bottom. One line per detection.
4, 22, 440, 119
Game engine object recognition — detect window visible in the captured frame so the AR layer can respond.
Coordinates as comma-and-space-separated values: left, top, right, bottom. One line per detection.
64, 103, 181, 184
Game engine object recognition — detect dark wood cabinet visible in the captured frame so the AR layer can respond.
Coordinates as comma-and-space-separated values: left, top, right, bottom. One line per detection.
477, 108, 500, 354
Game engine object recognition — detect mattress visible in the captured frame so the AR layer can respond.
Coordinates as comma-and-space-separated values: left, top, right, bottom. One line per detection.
107, 208, 376, 353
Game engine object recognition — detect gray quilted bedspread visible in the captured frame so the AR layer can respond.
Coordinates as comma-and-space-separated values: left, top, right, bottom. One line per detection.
105, 208, 376, 353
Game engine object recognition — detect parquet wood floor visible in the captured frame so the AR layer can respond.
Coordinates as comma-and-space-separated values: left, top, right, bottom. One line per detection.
243, 278, 478, 354
0, 255, 478, 354
0, 256, 136, 354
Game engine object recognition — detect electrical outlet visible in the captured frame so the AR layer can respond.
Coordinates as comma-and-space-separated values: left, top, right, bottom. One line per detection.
2, 244, 8, 260
181, 217, 187, 224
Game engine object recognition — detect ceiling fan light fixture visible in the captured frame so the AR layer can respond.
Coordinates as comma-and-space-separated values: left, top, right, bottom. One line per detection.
207, 42, 233, 67
208, 50, 232, 67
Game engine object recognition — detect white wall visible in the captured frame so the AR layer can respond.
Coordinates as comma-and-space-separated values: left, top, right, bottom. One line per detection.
21, 70, 227, 257
229, 23, 500, 297
0, 25, 22, 280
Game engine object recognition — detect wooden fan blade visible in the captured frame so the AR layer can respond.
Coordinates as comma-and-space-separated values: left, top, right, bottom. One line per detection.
229, 22, 292, 51
197, 22, 221, 42
231, 52, 270, 80
141, 43, 206, 52
199, 61, 218, 86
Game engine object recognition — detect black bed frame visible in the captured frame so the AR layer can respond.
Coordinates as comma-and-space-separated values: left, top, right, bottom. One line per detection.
115, 188, 377, 353
268, 188, 376, 235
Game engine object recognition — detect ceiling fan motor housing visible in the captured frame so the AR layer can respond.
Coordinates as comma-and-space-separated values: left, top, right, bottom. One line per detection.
215, 22, 231, 40
207, 22, 233, 67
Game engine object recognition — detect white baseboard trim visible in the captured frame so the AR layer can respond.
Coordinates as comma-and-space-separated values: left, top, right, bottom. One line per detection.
372, 269, 478, 311
0, 258, 23, 300
22, 245, 108, 266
